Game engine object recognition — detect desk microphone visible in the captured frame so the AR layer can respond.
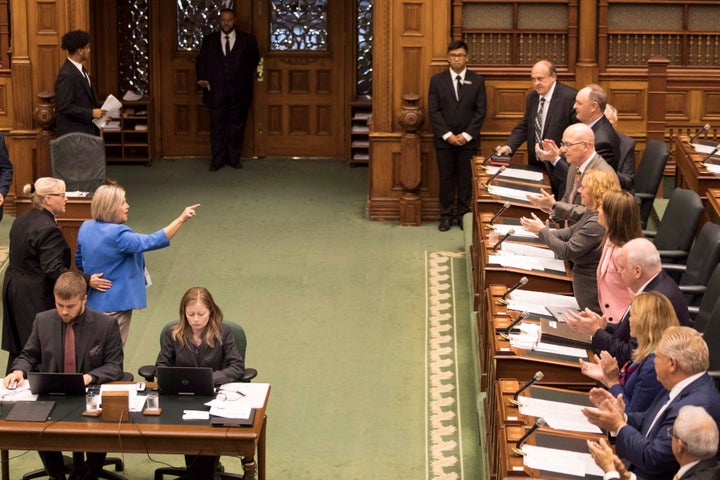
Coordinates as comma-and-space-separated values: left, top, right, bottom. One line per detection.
492, 228, 515, 252
701, 144, 720, 165
501, 276, 528, 301
498, 310, 529, 337
483, 166, 507, 189
483, 146, 502, 166
510, 371, 544, 405
512, 417, 547, 456
489, 202, 511, 226
689, 123, 711, 144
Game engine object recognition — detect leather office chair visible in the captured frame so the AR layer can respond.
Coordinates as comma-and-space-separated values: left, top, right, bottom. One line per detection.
701, 296, 720, 386
616, 133, 636, 191
633, 139, 669, 229
644, 188, 703, 267
688, 263, 720, 334
49, 132, 106, 193
137, 321, 257, 480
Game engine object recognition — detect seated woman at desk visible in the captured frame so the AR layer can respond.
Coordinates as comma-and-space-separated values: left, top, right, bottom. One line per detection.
519, 169, 620, 312
579, 291, 678, 412
155, 287, 245, 479
596, 190, 643, 324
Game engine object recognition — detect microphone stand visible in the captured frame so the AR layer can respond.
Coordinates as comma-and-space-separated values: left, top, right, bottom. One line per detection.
512, 417, 547, 456
509, 371, 544, 406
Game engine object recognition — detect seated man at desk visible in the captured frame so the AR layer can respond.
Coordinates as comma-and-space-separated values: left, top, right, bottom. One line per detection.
3, 271, 124, 480
525, 123, 617, 225
582, 327, 720, 480
564, 237, 690, 366
588, 404, 720, 480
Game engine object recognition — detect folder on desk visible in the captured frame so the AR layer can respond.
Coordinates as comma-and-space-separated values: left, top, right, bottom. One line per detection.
540, 317, 592, 349
5, 400, 55, 422
210, 408, 255, 427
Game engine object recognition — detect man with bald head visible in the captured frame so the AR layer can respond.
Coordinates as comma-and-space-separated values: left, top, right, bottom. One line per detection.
565, 237, 690, 366
526, 122, 617, 224
497, 60, 578, 197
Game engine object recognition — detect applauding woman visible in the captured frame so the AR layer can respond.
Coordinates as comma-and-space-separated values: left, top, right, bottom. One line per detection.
580, 291, 678, 412
520, 169, 620, 312
156, 287, 245, 478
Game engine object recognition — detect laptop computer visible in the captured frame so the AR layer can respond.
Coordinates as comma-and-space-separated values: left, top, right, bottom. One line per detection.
28, 372, 86, 396
156, 366, 215, 396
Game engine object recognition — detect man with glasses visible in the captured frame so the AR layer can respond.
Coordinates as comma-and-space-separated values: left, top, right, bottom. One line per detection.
428, 40, 487, 231
496, 60, 578, 198
526, 122, 617, 224
582, 327, 720, 480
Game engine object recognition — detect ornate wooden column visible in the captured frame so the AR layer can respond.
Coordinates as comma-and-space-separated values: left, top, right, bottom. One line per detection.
398, 94, 425, 226
646, 56, 669, 142
576, 0, 598, 86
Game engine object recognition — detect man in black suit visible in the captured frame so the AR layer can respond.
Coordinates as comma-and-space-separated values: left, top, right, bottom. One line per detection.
428, 40, 487, 231
3, 271, 123, 480
564, 237, 690, 366
196, 8, 260, 172
55, 30, 106, 137
0, 132, 13, 222
497, 60, 578, 198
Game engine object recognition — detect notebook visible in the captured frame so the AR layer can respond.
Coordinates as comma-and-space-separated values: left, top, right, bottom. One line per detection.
540, 317, 592, 349
28, 372, 86, 396
156, 366, 215, 396
5, 400, 55, 422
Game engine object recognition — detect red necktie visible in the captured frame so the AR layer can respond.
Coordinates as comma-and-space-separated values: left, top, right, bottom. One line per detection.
569, 170, 582, 203
64, 323, 76, 373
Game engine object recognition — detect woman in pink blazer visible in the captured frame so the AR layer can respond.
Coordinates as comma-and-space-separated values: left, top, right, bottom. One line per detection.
596, 191, 643, 323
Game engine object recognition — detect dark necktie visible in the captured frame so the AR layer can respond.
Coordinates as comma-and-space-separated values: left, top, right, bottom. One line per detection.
534, 97, 546, 143
64, 323, 76, 373
455, 75, 462, 100
225, 35, 230, 56
82, 67, 91, 87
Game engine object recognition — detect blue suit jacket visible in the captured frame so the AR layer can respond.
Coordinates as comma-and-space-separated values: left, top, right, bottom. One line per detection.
609, 353, 664, 413
76, 221, 169, 312
616, 373, 720, 480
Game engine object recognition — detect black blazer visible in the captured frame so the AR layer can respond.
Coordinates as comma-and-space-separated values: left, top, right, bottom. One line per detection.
682, 458, 720, 480
0, 132, 13, 222
591, 270, 690, 366
428, 69, 487, 151
54, 60, 99, 137
616, 132, 636, 190
505, 81, 578, 168
196, 29, 260, 109
591, 115, 621, 170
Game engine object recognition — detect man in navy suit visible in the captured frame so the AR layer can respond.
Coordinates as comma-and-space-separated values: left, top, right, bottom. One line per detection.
583, 327, 720, 480
497, 60, 578, 198
3, 271, 123, 480
55, 30, 106, 137
0, 132, 13, 222
196, 8, 260, 171
565, 237, 690, 367
428, 40, 486, 231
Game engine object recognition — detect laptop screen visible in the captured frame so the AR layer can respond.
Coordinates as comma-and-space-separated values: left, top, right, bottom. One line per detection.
28, 372, 86, 396
156, 366, 215, 396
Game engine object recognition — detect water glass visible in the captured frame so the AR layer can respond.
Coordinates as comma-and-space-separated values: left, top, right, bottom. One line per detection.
85, 393, 100, 412
146, 390, 160, 411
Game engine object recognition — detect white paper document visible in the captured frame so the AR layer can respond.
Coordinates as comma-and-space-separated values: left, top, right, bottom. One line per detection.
183, 410, 210, 420
533, 341, 588, 358
486, 166, 544, 182
523, 445, 605, 477
704, 164, 720, 174
216, 382, 269, 408
0, 382, 37, 402
489, 254, 566, 272
692, 142, 720, 155
491, 224, 538, 238
500, 242, 557, 259
508, 322, 541, 349
93, 94, 123, 129
518, 396, 601, 433
100, 384, 143, 412
487, 185, 537, 201
506, 290, 578, 315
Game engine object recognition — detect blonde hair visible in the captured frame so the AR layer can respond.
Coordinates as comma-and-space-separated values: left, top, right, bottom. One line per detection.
23, 177, 66, 209
582, 169, 620, 211
91, 183, 126, 222
629, 292, 679, 362
657, 326, 709, 374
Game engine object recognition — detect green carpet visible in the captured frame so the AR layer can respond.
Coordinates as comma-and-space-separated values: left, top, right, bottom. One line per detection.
0, 158, 482, 479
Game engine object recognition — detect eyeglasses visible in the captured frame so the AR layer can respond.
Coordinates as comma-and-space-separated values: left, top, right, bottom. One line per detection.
216, 388, 246, 402
448, 53, 467, 58
666, 426, 683, 441
560, 140, 585, 148
46, 193, 67, 197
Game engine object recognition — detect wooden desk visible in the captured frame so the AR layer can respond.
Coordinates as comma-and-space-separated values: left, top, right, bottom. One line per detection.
0, 389, 270, 480
14, 196, 92, 269
674, 135, 720, 202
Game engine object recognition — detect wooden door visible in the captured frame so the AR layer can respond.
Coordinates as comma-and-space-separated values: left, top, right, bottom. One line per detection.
252, 0, 349, 157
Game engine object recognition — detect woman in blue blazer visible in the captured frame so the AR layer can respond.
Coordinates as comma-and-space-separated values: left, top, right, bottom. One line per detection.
580, 291, 679, 412
76, 182, 199, 346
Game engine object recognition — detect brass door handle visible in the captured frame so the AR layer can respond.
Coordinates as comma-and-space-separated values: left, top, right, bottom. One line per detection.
257, 57, 264, 82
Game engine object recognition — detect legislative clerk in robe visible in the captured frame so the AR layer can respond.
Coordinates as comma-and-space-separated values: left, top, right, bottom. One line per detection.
428, 40, 487, 232
497, 59, 578, 198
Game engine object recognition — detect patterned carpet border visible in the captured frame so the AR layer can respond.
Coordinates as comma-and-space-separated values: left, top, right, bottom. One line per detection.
425, 251, 465, 480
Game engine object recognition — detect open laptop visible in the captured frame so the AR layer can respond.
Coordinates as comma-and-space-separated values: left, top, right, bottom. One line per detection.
28, 372, 86, 396
156, 366, 215, 396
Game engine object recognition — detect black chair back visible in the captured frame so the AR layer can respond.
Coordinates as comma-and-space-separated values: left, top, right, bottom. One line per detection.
653, 188, 703, 255
49, 132, 106, 192
634, 140, 669, 228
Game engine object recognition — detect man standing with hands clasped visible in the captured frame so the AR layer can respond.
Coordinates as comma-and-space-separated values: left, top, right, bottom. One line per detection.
428, 40, 486, 232
197, 8, 260, 172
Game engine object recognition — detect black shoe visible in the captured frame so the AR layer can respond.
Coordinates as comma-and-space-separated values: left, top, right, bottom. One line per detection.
209, 164, 224, 172
229, 162, 243, 169
438, 218, 452, 232
454, 216, 464, 230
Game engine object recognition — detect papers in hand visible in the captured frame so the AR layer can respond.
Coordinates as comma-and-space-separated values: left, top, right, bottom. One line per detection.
93, 94, 123, 129
485, 166, 544, 182
523, 445, 605, 477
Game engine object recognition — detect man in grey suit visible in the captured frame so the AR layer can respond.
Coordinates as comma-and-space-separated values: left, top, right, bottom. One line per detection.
428, 40, 487, 231
526, 123, 617, 224
497, 60, 578, 198
54, 30, 106, 137
3, 271, 123, 480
